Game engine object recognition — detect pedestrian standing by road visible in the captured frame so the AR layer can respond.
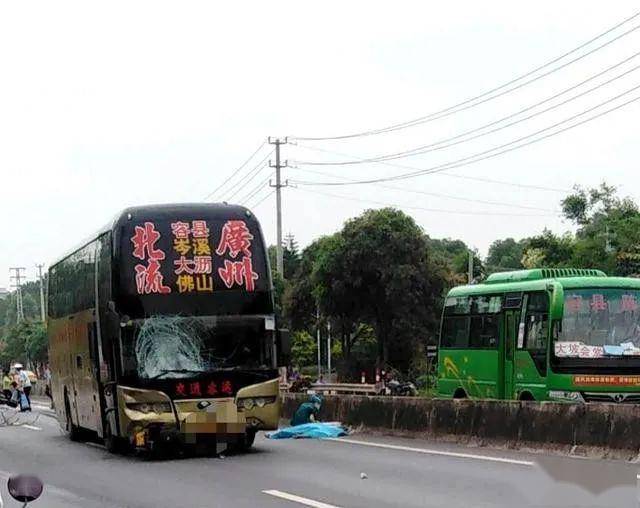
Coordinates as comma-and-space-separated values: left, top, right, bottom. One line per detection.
14, 364, 31, 411
2, 368, 12, 402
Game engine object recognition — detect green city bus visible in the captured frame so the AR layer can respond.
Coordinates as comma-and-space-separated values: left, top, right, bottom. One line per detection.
48, 203, 288, 454
437, 268, 640, 402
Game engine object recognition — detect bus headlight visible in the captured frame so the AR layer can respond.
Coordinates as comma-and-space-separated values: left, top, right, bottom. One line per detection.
548, 390, 584, 402
237, 396, 276, 410
126, 402, 173, 414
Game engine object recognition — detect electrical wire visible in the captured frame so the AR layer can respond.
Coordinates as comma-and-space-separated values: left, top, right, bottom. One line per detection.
294, 187, 559, 217
238, 173, 274, 205
294, 145, 569, 192
247, 190, 275, 210
203, 141, 266, 200
291, 83, 640, 186
289, 166, 559, 212
224, 149, 274, 201
291, 10, 640, 141
296, 51, 640, 165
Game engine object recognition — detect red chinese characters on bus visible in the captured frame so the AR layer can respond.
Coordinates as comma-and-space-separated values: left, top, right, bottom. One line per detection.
170, 220, 214, 293
216, 220, 254, 259
590, 294, 607, 311
215, 220, 259, 291
218, 258, 258, 291
621, 294, 638, 312
131, 222, 171, 294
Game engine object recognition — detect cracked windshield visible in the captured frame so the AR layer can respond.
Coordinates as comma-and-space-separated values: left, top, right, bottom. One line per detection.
2, 1, 640, 507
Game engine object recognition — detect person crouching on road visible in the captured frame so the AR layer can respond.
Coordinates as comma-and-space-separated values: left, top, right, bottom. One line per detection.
14, 364, 31, 411
290, 395, 323, 426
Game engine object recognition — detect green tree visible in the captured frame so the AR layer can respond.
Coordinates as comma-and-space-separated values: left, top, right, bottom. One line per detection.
290, 330, 316, 367
319, 208, 445, 369
486, 238, 525, 272
521, 229, 575, 268
561, 183, 640, 275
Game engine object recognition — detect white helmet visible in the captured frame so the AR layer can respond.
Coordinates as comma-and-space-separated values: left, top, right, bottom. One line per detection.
13, 363, 23, 370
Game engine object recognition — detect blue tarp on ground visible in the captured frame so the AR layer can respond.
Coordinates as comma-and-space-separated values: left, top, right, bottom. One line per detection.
266, 422, 348, 440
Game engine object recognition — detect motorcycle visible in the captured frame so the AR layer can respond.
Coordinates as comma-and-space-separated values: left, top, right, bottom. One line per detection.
1, 475, 43, 507
380, 379, 418, 397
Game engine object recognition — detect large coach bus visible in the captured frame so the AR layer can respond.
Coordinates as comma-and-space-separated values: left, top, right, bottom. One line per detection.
48, 203, 287, 453
437, 268, 640, 403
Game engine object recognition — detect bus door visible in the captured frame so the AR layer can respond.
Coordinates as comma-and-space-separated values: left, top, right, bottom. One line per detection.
70, 316, 99, 431
502, 293, 523, 399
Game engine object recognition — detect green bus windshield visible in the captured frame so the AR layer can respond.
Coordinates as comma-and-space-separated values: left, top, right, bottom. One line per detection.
557, 288, 640, 358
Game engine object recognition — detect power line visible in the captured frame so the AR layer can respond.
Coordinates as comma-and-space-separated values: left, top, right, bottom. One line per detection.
296, 52, 640, 165
294, 187, 558, 217
203, 141, 266, 200
289, 166, 559, 212
294, 145, 569, 192
248, 189, 275, 210
224, 149, 274, 201
291, 83, 640, 186
291, 10, 640, 141
238, 172, 274, 204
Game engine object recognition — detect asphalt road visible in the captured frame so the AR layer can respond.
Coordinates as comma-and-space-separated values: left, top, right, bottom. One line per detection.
0, 401, 637, 508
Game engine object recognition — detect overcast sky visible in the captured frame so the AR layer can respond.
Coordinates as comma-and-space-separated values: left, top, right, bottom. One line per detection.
1, 1, 640, 288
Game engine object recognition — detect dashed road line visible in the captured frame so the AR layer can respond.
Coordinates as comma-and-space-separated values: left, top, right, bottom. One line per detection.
325, 437, 535, 466
262, 490, 342, 508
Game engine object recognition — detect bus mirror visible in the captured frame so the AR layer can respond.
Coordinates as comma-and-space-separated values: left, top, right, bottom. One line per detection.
277, 329, 291, 367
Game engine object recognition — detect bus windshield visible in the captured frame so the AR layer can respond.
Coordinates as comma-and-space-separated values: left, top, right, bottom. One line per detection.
556, 288, 640, 358
120, 315, 272, 380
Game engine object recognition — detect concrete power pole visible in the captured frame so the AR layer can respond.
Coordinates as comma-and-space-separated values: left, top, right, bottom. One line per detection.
268, 137, 288, 278
327, 320, 332, 379
468, 250, 474, 284
316, 304, 321, 380
36, 264, 46, 322
9, 267, 26, 323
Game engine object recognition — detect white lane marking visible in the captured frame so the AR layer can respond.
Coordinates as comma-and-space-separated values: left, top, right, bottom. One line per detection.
325, 437, 534, 466
263, 490, 342, 508
21, 424, 42, 431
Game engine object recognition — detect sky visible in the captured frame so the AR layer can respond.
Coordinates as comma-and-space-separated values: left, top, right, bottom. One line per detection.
1, 1, 640, 288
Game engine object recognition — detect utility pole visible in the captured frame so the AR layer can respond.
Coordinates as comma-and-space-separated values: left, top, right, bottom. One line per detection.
327, 320, 332, 380
468, 250, 474, 284
268, 137, 288, 278
9, 267, 26, 323
36, 264, 46, 322
316, 304, 322, 380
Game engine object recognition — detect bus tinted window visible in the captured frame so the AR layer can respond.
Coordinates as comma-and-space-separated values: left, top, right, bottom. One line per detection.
441, 294, 502, 349
441, 316, 470, 348
469, 315, 500, 348
49, 240, 97, 318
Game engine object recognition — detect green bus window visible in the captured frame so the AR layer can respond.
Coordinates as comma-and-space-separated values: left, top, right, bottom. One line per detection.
441, 316, 470, 348
469, 315, 500, 348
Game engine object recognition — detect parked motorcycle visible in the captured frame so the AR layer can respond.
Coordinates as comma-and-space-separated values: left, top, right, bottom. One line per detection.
379, 379, 417, 396
2, 475, 43, 507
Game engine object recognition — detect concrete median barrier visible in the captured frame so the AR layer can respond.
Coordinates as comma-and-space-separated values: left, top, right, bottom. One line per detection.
282, 394, 640, 455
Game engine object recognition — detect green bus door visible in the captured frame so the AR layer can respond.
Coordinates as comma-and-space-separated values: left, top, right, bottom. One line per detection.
503, 310, 519, 399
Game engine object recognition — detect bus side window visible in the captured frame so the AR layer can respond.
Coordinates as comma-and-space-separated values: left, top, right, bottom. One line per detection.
522, 292, 549, 376
441, 316, 470, 348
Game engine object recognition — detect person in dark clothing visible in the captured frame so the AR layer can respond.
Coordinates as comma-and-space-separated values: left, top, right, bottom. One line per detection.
290, 395, 322, 426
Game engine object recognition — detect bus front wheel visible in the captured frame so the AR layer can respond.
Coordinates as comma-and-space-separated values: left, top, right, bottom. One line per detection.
104, 420, 127, 454
453, 388, 467, 399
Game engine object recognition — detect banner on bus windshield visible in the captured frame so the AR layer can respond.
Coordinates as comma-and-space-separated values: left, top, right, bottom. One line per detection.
128, 218, 264, 296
